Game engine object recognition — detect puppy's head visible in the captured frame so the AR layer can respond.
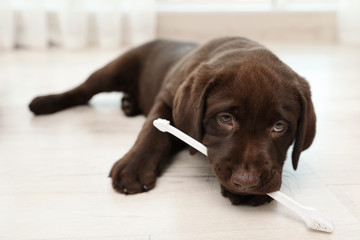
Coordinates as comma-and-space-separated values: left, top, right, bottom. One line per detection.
173, 50, 316, 195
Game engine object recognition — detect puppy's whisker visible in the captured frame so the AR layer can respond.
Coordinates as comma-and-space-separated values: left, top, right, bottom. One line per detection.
206, 167, 218, 192
280, 170, 299, 195
282, 170, 299, 189
280, 181, 291, 193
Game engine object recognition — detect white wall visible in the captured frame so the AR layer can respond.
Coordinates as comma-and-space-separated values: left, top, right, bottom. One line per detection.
338, 0, 360, 45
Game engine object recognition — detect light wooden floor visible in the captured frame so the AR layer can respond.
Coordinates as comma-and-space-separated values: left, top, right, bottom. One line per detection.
1, 43, 360, 240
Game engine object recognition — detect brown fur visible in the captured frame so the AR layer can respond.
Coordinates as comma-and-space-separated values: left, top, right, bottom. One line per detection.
29, 37, 316, 206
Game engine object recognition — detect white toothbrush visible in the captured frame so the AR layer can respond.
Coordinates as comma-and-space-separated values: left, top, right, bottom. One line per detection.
153, 118, 333, 233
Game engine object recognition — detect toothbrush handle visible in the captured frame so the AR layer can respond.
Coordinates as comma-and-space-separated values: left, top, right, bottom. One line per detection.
165, 124, 208, 156
153, 118, 208, 155
267, 191, 306, 217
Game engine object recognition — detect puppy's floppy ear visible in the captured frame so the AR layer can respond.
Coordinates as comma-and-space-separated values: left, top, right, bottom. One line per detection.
292, 78, 316, 170
173, 64, 215, 154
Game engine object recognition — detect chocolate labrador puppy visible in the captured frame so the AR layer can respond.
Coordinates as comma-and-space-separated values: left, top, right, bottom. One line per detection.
29, 37, 316, 206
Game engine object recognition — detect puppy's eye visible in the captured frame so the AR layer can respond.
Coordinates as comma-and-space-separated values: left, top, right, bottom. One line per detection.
218, 113, 233, 124
273, 121, 286, 132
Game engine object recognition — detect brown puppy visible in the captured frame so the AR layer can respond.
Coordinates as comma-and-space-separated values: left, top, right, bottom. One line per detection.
29, 37, 316, 206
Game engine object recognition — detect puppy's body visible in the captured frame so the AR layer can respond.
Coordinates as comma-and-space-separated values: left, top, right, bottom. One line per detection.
29, 37, 316, 206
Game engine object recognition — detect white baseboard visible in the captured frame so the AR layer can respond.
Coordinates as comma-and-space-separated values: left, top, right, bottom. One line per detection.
157, 11, 337, 43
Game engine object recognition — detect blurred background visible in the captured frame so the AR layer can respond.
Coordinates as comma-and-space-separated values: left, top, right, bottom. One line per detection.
0, 0, 359, 50
1, 1, 360, 239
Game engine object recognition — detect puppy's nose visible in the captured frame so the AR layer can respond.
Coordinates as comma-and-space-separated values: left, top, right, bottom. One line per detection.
231, 171, 260, 189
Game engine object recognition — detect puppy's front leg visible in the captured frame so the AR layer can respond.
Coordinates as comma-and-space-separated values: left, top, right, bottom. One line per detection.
109, 99, 182, 194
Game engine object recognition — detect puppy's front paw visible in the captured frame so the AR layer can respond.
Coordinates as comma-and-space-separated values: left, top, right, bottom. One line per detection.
221, 185, 273, 206
109, 154, 158, 194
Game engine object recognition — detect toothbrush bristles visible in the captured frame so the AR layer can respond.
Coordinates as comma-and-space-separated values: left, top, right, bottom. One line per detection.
305, 211, 333, 233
